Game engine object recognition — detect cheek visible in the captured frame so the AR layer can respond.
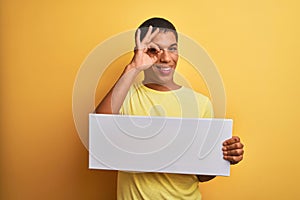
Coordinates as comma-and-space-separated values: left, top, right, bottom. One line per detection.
171, 54, 179, 63
144, 66, 158, 76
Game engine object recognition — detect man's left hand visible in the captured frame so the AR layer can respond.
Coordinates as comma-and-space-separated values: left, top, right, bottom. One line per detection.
222, 136, 244, 165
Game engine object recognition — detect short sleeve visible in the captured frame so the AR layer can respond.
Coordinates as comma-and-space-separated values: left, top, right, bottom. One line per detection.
202, 98, 214, 118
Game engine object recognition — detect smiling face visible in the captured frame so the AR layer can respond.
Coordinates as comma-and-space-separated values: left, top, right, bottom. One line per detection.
143, 31, 180, 91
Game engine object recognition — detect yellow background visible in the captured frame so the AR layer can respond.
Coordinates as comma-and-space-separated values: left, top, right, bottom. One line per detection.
1, 0, 300, 199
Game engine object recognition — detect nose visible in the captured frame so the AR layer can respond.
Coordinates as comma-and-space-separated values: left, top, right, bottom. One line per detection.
159, 49, 171, 63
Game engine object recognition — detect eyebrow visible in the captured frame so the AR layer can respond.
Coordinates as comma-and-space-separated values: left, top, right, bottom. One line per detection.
154, 43, 178, 49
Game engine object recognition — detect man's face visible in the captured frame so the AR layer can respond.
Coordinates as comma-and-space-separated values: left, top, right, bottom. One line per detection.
143, 31, 179, 87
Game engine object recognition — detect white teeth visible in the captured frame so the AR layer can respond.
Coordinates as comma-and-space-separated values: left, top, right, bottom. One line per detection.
156, 66, 171, 71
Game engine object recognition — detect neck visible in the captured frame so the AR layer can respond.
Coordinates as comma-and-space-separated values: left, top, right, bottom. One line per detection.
143, 82, 181, 91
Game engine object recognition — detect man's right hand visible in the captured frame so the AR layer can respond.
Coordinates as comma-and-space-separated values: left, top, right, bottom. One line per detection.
127, 25, 160, 72
95, 26, 161, 114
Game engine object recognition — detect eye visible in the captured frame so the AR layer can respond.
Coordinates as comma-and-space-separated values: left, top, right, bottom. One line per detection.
148, 48, 158, 54
168, 47, 178, 52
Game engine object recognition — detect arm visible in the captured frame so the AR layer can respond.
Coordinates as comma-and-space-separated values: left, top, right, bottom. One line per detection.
197, 175, 216, 182
95, 66, 140, 114
95, 26, 160, 114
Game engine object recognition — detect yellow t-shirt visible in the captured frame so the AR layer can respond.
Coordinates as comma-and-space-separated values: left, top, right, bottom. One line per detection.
118, 83, 213, 200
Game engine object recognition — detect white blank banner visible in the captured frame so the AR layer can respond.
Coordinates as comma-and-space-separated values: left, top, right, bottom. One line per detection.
89, 114, 232, 176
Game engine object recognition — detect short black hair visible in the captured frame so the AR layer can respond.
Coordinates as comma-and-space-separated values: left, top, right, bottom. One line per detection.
137, 17, 178, 41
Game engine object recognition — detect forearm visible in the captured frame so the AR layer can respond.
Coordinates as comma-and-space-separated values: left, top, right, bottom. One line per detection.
197, 175, 216, 182
95, 65, 140, 114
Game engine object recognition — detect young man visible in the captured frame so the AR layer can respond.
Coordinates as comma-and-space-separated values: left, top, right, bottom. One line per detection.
96, 17, 244, 199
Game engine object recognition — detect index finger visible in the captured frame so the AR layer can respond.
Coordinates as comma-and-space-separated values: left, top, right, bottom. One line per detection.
223, 136, 241, 146
147, 42, 161, 54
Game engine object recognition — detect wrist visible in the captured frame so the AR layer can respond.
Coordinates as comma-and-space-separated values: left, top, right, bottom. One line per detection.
124, 64, 142, 74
